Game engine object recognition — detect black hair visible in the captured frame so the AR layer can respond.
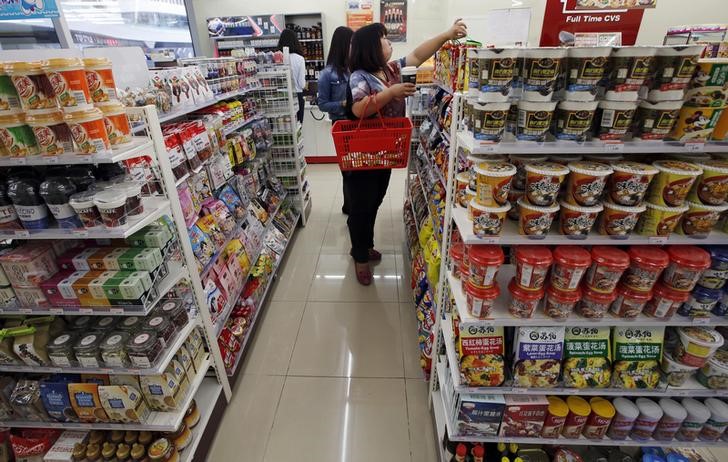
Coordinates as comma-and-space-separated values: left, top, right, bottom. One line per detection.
349, 23, 388, 73
277, 29, 304, 56
326, 26, 354, 78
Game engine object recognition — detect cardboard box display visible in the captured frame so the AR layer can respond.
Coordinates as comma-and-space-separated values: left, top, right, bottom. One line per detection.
99, 385, 151, 424
68, 383, 109, 423
40, 381, 78, 422
456, 394, 505, 438
501, 395, 549, 437
0, 245, 58, 288
43, 430, 89, 462
140, 372, 181, 412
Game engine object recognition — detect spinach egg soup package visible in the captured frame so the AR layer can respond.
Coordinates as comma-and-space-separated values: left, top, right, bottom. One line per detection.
563, 326, 612, 388
512, 326, 564, 388
612, 326, 664, 389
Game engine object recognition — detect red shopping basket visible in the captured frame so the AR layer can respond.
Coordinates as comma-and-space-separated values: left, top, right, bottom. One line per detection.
331, 95, 412, 171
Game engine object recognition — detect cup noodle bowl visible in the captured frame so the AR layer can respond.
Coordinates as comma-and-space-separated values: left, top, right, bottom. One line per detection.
516, 100, 556, 142
643, 281, 691, 320
467, 245, 504, 288
550, 246, 590, 291
584, 246, 630, 294
674, 326, 724, 368
521, 47, 566, 102
474, 161, 516, 206
594, 98, 638, 141
599, 201, 646, 238
514, 245, 552, 290
469, 199, 510, 237
610, 284, 653, 318
471, 102, 510, 142
631, 398, 664, 440
607, 397, 640, 440
678, 200, 728, 237
667, 105, 726, 142
518, 198, 559, 238
700, 397, 728, 441
607, 46, 657, 99
509, 155, 548, 190
662, 245, 712, 292
633, 100, 683, 140
689, 160, 728, 205
558, 200, 602, 238
553, 100, 598, 141
507, 278, 543, 318
469, 47, 519, 103
647, 45, 704, 102
566, 161, 613, 207
697, 348, 728, 390
578, 285, 617, 319
544, 284, 581, 320
465, 280, 500, 319
608, 161, 658, 206
661, 351, 699, 387
524, 162, 569, 207
564, 47, 612, 102
621, 246, 670, 293
635, 202, 689, 237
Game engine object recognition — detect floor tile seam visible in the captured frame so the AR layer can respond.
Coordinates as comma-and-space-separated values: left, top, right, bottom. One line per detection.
260, 375, 293, 461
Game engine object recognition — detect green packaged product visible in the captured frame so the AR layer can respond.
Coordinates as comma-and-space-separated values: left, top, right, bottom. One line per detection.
563, 327, 612, 388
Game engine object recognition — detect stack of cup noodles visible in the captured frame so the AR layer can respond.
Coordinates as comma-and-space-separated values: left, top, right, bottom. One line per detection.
518, 161, 566, 237
456, 244, 504, 319
467, 159, 516, 237
0, 57, 131, 159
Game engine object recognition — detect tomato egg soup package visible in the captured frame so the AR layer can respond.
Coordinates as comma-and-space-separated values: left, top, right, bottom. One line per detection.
457, 324, 506, 387
611, 326, 664, 389
512, 326, 565, 388
563, 327, 612, 388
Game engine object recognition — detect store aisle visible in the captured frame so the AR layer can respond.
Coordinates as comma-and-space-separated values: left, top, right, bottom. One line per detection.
207, 164, 438, 462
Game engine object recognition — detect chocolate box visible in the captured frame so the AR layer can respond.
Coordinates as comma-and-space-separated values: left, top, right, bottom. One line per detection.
456, 394, 505, 437
98, 385, 150, 424
501, 395, 549, 437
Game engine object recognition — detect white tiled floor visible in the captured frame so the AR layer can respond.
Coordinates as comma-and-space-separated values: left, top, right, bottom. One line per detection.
207, 165, 435, 462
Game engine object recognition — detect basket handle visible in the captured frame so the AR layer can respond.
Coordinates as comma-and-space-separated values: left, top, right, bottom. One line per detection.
355, 92, 389, 132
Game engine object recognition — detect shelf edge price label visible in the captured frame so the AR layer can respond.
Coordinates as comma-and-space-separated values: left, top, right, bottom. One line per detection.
50, 308, 64, 315
604, 142, 624, 152
686, 142, 705, 152
72, 229, 89, 237
479, 236, 500, 244
19, 308, 32, 314
79, 308, 93, 314
648, 236, 668, 244
693, 317, 710, 325
14, 230, 30, 238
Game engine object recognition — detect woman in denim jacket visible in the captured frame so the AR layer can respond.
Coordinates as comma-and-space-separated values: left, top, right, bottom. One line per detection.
317, 26, 354, 213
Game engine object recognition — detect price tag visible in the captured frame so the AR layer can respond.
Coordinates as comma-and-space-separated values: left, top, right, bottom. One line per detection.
110, 308, 125, 315
13, 230, 30, 238
19, 309, 32, 314
511, 387, 529, 394
686, 142, 705, 152
14, 157, 26, 165
50, 367, 63, 374
72, 229, 89, 237
0, 309, 5, 314
49, 308, 64, 315
476, 143, 497, 153
79, 308, 93, 314
604, 142, 624, 152
46, 156, 60, 164
648, 236, 668, 244
693, 317, 711, 325
479, 236, 500, 244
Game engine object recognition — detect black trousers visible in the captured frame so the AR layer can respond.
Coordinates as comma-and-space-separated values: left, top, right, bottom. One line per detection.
341, 171, 351, 212
346, 169, 391, 263
296, 92, 304, 123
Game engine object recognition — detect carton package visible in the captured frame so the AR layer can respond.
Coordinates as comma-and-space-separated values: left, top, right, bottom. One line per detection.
456, 394, 505, 437
68, 383, 109, 423
501, 395, 549, 437
99, 385, 151, 423
0, 245, 58, 288
43, 430, 89, 462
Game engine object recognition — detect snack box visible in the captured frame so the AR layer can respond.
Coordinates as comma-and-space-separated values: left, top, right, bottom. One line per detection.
56, 248, 92, 272
0, 245, 58, 288
88, 248, 126, 271
98, 385, 151, 424
14, 287, 48, 308
117, 247, 163, 272
40, 380, 78, 422
174, 346, 193, 376
501, 395, 549, 437
68, 383, 109, 423
140, 372, 182, 412
70, 271, 110, 307
39, 272, 80, 308
456, 394, 505, 438
126, 224, 173, 248
43, 430, 89, 462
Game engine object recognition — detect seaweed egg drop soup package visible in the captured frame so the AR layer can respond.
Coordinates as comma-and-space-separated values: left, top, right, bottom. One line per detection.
563, 326, 612, 388
612, 326, 664, 389
512, 326, 565, 388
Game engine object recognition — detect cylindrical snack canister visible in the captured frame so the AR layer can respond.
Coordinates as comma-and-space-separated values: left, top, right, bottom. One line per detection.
607, 397, 640, 440
541, 396, 569, 438
653, 398, 688, 441
630, 398, 663, 441
562, 396, 591, 439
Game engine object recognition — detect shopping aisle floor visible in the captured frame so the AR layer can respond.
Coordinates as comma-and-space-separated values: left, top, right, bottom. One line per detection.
207, 164, 437, 462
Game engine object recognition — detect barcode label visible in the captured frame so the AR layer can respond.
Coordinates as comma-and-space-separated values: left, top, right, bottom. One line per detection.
72, 91, 87, 106
601, 109, 615, 128
91, 138, 107, 154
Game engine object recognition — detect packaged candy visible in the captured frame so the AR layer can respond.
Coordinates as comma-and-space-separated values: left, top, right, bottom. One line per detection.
512, 326, 564, 388
611, 326, 664, 389
188, 225, 214, 269
218, 184, 245, 220
196, 215, 225, 248
563, 326, 612, 389
204, 199, 236, 235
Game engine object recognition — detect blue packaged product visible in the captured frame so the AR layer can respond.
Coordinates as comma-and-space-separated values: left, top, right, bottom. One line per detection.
218, 184, 245, 220
40, 380, 78, 422
706, 246, 728, 270
679, 286, 722, 317
698, 246, 728, 289
713, 288, 728, 317
456, 394, 505, 437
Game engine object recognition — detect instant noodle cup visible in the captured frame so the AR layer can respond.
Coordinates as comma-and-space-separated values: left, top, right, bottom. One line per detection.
471, 47, 518, 102
514, 245, 552, 290
607, 397, 640, 440
610, 284, 652, 318
647, 45, 704, 102
621, 246, 670, 293
42, 58, 93, 109
509, 154, 548, 190
679, 286, 722, 318
631, 398, 664, 441
661, 351, 699, 387
578, 286, 617, 319
674, 326, 725, 368
608, 161, 658, 206
507, 278, 543, 318
0, 67, 21, 112
607, 46, 657, 98
599, 200, 645, 238
566, 161, 613, 207
474, 161, 516, 206
551, 246, 590, 291
678, 200, 728, 237
542, 396, 569, 438
64, 107, 111, 155
69, 190, 101, 228
465, 280, 500, 319
632, 100, 683, 140
698, 246, 728, 289
654, 398, 688, 441
467, 244, 504, 288
521, 47, 567, 102
544, 284, 581, 320
699, 398, 728, 441
712, 105, 728, 141
96, 101, 131, 146
460, 257, 470, 293
455, 172, 469, 207
594, 98, 638, 141
471, 102, 510, 141
93, 189, 128, 228
516, 100, 557, 142
663, 245, 711, 292
507, 188, 524, 220
559, 201, 602, 238
83, 57, 118, 103
689, 160, 728, 205
553, 100, 598, 141
585, 246, 630, 293
667, 105, 726, 142
697, 349, 728, 390
5, 61, 56, 111
0, 112, 38, 157
635, 201, 688, 236
517, 198, 559, 238
449, 242, 464, 278
684, 59, 728, 107
643, 281, 691, 319
583, 397, 615, 440
469, 199, 510, 237
562, 396, 591, 439
564, 46, 611, 101
24, 109, 74, 156
524, 161, 569, 206
464, 188, 476, 216
677, 398, 711, 441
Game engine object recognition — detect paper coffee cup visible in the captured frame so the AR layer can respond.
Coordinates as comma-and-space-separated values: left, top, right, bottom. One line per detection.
401, 66, 417, 84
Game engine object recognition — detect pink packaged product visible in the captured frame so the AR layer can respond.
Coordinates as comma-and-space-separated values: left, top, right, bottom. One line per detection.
0, 245, 58, 288
203, 199, 236, 235
39, 272, 80, 307
178, 185, 198, 228
501, 395, 549, 437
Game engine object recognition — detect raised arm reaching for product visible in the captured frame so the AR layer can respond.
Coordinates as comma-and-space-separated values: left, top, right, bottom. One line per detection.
405, 19, 468, 68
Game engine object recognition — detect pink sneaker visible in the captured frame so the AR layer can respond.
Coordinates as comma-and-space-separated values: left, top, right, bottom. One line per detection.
355, 262, 372, 286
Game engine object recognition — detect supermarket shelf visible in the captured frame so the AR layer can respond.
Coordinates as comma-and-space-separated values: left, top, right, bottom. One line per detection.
2, 355, 210, 432
452, 206, 728, 246
429, 115, 451, 144
0, 197, 170, 241
457, 130, 728, 155
212, 34, 280, 41
221, 113, 263, 136
179, 378, 223, 462
0, 316, 198, 376
0, 138, 154, 166
431, 389, 448, 462
447, 268, 728, 328
299, 38, 323, 42
433, 80, 454, 95
0, 260, 187, 316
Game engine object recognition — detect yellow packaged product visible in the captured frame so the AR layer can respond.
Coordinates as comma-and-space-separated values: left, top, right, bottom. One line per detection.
563, 327, 611, 388
458, 324, 505, 387
611, 326, 664, 389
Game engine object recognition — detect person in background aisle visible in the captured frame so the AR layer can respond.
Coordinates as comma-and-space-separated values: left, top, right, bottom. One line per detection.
347, 19, 467, 286
317, 26, 355, 215
277, 29, 307, 123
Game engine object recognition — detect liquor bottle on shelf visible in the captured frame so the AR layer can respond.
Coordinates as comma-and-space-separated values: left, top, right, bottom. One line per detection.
451, 444, 467, 462
472, 445, 485, 462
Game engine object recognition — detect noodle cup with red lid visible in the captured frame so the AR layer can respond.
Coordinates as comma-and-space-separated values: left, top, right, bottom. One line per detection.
643, 282, 691, 320
610, 284, 653, 318
465, 280, 500, 319
559, 200, 602, 238
551, 246, 591, 291
599, 200, 646, 238
467, 245, 504, 288
674, 326, 725, 368
647, 160, 703, 207
524, 161, 570, 206
635, 201, 689, 237
608, 161, 659, 206
518, 197, 559, 238
449, 242, 464, 278
577, 285, 618, 319
585, 246, 630, 293
621, 246, 670, 293
469, 199, 510, 237
514, 245, 553, 290
460, 257, 470, 292
678, 201, 728, 238
509, 154, 548, 190
663, 245, 711, 292
474, 161, 516, 206
508, 277, 544, 319
544, 284, 582, 320
566, 161, 613, 207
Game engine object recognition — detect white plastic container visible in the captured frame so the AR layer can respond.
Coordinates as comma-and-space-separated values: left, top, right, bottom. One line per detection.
700, 398, 728, 441
553, 100, 599, 141
654, 398, 687, 441
474, 48, 520, 103
677, 398, 711, 441
607, 46, 658, 101
648, 45, 705, 102
93, 189, 128, 228
630, 398, 663, 440
521, 48, 567, 102
565, 47, 612, 101
607, 397, 640, 440
595, 99, 638, 141
516, 100, 557, 141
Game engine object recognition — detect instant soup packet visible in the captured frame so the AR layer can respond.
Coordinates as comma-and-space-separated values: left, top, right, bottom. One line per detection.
512, 327, 564, 388
611, 326, 664, 389
563, 327, 612, 388
457, 324, 506, 387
